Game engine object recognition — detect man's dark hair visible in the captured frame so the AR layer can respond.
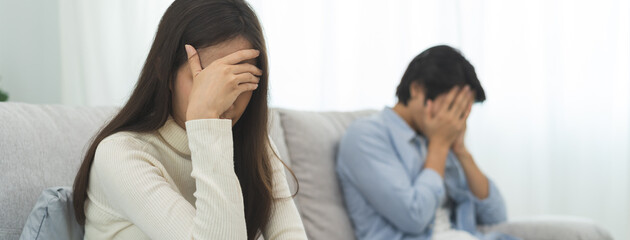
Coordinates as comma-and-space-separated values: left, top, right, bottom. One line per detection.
396, 45, 486, 105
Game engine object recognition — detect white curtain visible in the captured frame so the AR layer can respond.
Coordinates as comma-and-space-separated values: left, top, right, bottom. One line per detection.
59, 0, 630, 238
59, 0, 174, 106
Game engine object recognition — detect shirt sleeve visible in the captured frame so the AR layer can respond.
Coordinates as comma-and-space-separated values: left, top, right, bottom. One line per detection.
472, 178, 508, 225
262, 138, 308, 239
92, 119, 247, 240
336, 122, 446, 235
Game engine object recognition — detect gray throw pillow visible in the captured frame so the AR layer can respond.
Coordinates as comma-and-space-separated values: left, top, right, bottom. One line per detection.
20, 187, 84, 240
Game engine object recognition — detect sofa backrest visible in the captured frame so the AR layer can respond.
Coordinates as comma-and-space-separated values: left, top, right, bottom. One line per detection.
276, 108, 377, 240
0, 103, 117, 240
0, 103, 376, 240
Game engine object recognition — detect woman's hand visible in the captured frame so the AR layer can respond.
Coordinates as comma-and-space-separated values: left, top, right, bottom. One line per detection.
184, 44, 262, 121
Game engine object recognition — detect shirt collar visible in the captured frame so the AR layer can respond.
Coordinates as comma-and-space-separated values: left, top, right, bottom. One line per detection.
382, 107, 418, 143
157, 115, 191, 156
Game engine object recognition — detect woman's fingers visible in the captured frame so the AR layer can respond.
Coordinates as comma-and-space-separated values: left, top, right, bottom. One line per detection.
185, 44, 202, 77
238, 83, 259, 92
233, 73, 260, 85
235, 72, 260, 92
219, 49, 260, 65
229, 63, 263, 76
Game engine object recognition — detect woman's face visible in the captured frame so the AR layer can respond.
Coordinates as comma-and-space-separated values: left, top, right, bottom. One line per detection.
171, 35, 257, 128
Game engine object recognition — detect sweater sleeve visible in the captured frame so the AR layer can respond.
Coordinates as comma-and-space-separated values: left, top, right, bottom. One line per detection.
262, 138, 308, 239
186, 119, 248, 238
92, 119, 247, 240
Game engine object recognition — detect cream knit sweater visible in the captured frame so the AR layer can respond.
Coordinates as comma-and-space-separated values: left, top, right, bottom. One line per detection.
83, 117, 307, 239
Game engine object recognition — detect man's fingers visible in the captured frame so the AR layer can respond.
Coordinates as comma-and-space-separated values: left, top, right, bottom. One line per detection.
185, 45, 202, 76
451, 86, 471, 115
433, 95, 447, 116
443, 86, 461, 112
219, 49, 260, 65
462, 100, 473, 120
461, 91, 474, 118
425, 100, 434, 119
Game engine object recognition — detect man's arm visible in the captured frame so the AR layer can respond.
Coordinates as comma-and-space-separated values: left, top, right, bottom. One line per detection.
453, 148, 489, 199
337, 122, 445, 235
450, 102, 507, 225
426, 85, 489, 199
423, 142, 450, 177
424, 86, 507, 224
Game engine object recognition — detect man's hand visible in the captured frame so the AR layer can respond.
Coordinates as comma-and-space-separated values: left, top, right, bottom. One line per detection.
429, 89, 489, 199
451, 101, 473, 155
421, 86, 473, 148
421, 85, 473, 177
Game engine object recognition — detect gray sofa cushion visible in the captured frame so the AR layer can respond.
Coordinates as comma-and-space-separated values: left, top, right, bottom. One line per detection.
0, 104, 292, 240
277, 109, 376, 240
0, 103, 117, 240
479, 215, 613, 240
19, 187, 83, 240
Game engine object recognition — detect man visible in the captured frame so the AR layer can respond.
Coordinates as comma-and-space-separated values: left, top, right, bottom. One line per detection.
336, 45, 517, 240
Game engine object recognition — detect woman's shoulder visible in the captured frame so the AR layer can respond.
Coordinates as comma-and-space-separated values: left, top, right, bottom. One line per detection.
99, 131, 157, 150
91, 131, 167, 182
94, 131, 164, 164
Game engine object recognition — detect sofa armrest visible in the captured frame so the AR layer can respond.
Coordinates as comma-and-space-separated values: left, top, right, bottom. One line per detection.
478, 215, 613, 240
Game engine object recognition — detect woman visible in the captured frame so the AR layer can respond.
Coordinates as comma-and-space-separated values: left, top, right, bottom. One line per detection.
72, 0, 307, 239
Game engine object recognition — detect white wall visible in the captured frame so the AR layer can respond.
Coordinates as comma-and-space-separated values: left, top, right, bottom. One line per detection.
0, 0, 62, 104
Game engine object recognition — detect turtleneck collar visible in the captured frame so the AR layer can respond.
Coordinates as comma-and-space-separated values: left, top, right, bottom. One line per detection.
157, 116, 191, 156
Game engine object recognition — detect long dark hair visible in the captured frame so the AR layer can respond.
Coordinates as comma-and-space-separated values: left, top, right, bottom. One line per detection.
73, 1, 284, 239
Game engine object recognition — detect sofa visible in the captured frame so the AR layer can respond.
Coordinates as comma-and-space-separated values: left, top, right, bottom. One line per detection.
0, 102, 613, 240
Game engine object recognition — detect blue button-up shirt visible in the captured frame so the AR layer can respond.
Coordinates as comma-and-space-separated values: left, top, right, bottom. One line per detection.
336, 108, 516, 240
